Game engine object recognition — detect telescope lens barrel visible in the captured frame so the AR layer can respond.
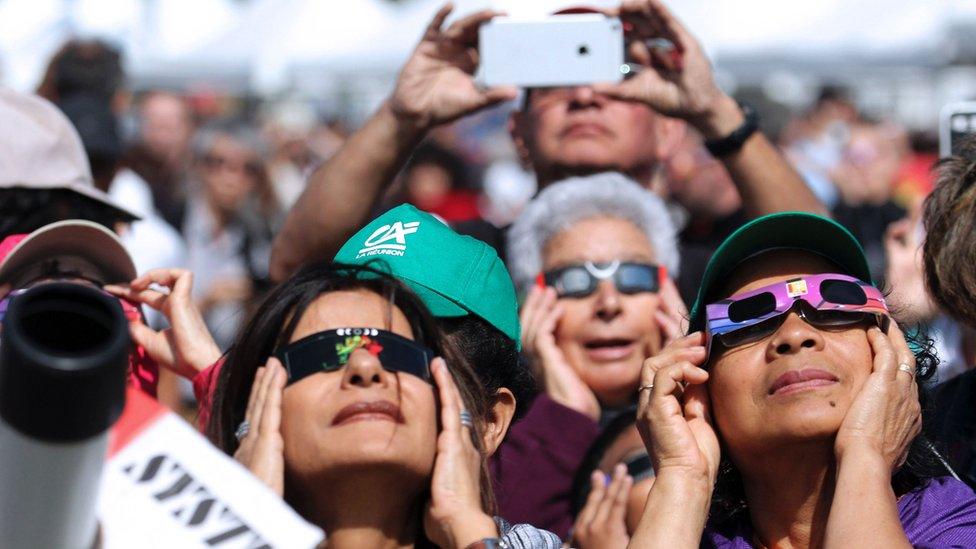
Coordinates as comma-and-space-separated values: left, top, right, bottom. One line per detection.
0, 282, 129, 442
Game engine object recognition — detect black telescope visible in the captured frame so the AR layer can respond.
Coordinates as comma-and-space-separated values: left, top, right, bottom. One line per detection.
0, 282, 129, 548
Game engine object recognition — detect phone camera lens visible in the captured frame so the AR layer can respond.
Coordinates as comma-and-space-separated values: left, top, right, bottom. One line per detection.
578, 44, 590, 56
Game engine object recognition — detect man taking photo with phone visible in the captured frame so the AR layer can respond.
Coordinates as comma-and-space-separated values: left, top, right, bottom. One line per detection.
270, 0, 825, 281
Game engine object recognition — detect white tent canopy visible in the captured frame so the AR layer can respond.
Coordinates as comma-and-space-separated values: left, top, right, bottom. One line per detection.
2, 0, 976, 94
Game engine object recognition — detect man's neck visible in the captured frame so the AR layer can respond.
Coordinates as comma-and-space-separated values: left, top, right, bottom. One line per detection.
736, 441, 837, 549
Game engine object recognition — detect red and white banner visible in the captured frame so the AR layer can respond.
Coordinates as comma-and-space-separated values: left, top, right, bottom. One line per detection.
97, 389, 324, 548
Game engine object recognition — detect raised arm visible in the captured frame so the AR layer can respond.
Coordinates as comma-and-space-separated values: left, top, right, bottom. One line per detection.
270, 4, 517, 280
595, 0, 827, 218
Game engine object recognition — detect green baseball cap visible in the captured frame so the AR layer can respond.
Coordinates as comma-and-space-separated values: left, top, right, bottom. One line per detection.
688, 211, 872, 333
335, 204, 520, 346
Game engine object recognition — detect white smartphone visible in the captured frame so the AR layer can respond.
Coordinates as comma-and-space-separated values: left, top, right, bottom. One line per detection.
477, 14, 625, 88
939, 101, 976, 157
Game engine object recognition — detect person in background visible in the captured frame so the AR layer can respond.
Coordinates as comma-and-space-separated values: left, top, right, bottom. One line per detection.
665, 129, 745, 303
781, 85, 858, 209
502, 172, 683, 537
568, 406, 653, 549
36, 40, 188, 305
630, 212, 975, 547
208, 262, 561, 548
125, 91, 196, 231
921, 135, 976, 487
830, 121, 909, 280
399, 141, 481, 224
259, 99, 323, 210
0, 88, 138, 238
184, 121, 280, 350
269, 0, 825, 283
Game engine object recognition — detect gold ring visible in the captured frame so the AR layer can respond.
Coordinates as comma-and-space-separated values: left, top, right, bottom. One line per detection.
897, 363, 916, 378
638, 384, 654, 392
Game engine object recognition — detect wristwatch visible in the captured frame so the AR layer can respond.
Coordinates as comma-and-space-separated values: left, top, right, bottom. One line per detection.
704, 102, 759, 157
465, 538, 509, 549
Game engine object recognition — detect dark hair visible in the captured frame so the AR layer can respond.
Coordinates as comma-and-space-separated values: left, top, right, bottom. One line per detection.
708, 332, 948, 523
405, 142, 473, 191
36, 39, 123, 103
207, 262, 496, 515
923, 134, 976, 326
439, 315, 534, 421
0, 188, 134, 240
569, 406, 639, 516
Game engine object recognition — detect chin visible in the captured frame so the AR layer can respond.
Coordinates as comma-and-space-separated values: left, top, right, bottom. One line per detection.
584, 369, 641, 408
767, 403, 846, 441
551, 146, 626, 172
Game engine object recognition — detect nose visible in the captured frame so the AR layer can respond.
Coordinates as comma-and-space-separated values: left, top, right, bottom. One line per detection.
341, 348, 389, 389
594, 280, 623, 321
568, 85, 601, 108
766, 311, 825, 359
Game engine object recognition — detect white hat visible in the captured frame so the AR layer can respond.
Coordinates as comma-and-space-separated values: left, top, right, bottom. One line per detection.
0, 87, 139, 220
0, 220, 137, 286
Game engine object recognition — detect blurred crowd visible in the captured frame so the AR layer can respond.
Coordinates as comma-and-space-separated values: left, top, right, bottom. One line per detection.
2, 1, 976, 547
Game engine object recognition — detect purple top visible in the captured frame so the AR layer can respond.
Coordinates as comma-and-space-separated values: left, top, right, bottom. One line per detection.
489, 394, 600, 539
704, 476, 976, 548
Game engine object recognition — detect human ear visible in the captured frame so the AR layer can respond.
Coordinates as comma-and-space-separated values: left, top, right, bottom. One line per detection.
508, 110, 533, 170
481, 388, 516, 456
652, 116, 687, 161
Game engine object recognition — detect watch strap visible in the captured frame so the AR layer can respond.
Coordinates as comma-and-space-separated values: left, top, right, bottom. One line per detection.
704, 102, 759, 157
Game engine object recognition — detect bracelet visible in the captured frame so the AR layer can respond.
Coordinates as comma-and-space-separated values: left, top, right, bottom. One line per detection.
704, 102, 759, 158
465, 538, 509, 549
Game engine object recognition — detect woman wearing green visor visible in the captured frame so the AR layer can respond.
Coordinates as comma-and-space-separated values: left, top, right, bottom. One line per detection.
628, 212, 976, 548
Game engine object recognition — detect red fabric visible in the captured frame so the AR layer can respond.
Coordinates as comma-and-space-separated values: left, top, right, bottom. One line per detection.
193, 358, 224, 431
0, 234, 27, 264
418, 191, 482, 223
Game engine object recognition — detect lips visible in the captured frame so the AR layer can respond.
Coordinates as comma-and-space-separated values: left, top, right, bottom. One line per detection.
331, 400, 403, 426
561, 121, 612, 139
583, 338, 637, 361
769, 369, 839, 396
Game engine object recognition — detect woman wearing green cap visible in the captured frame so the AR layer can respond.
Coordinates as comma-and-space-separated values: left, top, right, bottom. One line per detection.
628, 212, 976, 547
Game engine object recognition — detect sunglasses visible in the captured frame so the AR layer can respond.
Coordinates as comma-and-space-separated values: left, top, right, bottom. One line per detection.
540, 261, 666, 298
622, 451, 654, 483
274, 327, 435, 386
705, 273, 889, 354
202, 153, 262, 178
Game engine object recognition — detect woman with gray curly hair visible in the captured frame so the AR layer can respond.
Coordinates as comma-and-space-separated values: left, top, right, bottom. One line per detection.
492, 172, 686, 541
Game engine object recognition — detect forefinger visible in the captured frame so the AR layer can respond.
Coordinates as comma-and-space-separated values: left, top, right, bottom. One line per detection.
867, 326, 899, 381
443, 9, 503, 45
431, 358, 462, 434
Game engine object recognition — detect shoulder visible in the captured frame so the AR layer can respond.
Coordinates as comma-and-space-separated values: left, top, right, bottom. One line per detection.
899, 476, 976, 546
496, 517, 562, 549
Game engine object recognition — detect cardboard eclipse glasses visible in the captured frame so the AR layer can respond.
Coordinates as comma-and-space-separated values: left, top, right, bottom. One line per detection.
705, 273, 889, 354
274, 328, 434, 386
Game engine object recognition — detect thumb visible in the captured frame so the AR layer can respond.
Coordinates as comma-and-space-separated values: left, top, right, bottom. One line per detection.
479, 86, 519, 106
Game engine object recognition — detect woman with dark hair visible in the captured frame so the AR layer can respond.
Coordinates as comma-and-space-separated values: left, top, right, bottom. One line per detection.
629, 213, 976, 548
207, 262, 559, 548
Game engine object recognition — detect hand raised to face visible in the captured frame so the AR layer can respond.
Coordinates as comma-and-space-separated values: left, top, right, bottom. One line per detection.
834, 322, 922, 471
424, 358, 498, 549
233, 359, 287, 496
636, 332, 720, 482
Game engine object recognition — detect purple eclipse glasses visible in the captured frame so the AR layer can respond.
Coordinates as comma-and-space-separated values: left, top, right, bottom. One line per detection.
704, 273, 889, 354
